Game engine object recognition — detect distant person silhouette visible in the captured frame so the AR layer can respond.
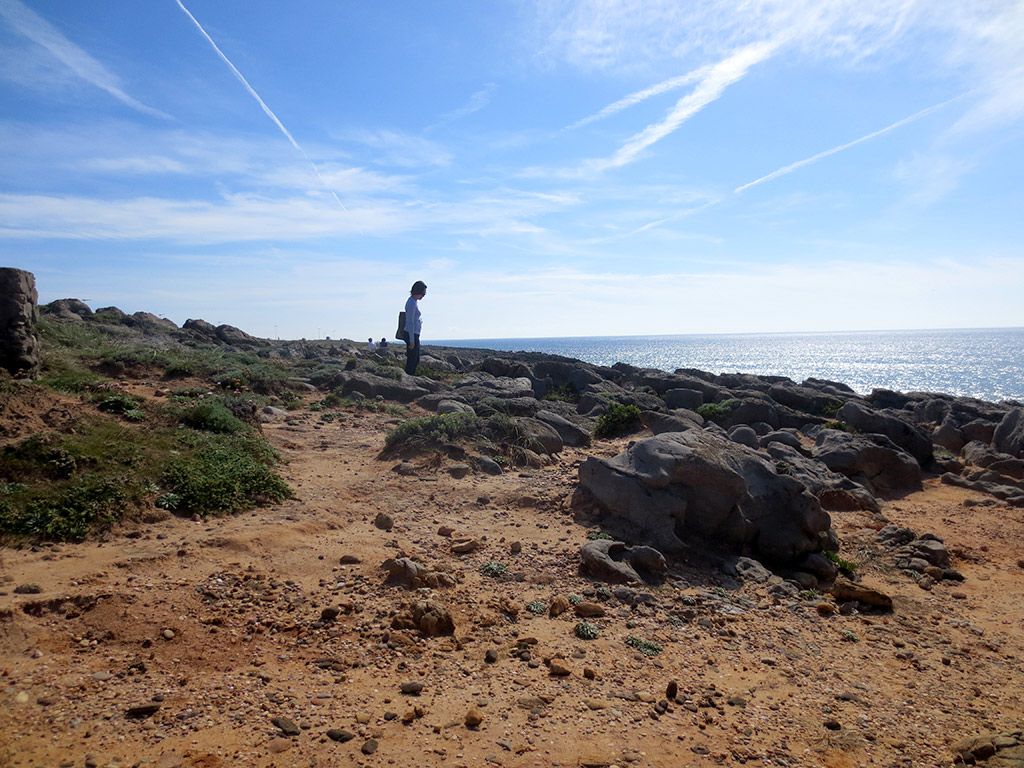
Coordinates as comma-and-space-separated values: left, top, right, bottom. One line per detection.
404, 280, 426, 375
366, 338, 377, 352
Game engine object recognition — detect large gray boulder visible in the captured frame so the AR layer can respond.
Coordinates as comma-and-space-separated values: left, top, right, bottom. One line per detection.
577, 430, 832, 565
641, 409, 703, 435
838, 402, 933, 465
993, 409, 1024, 458
40, 298, 92, 321
766, 443, 880, 513
125, 311, 178, 332
813, 430, 922, 494
0, 268, 40, 377
512, 417, 563, 455
332, 370, 434, 402
535, 410, 591, 447
454, 372, 535, 399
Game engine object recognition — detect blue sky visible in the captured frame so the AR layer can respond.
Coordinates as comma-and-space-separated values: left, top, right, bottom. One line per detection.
1, 0, 1022, 341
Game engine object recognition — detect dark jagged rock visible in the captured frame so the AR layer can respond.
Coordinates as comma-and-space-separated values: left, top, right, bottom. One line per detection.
837, 401, 933, 465
813, 430, 922, 495
579, 539, 667, 584
766, 442, 881, 513
578, 429, 832, 564
641, 409, 703, 435
332, 370, 435, 402
535, 410, 592, 447
994, 408, 1024, 458
768, 382, 844, 416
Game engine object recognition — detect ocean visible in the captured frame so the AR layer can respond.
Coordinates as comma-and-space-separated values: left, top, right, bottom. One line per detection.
434, 327, 1024, 404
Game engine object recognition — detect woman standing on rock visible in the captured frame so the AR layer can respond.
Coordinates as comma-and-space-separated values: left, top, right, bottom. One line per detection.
404, 280, 426, 375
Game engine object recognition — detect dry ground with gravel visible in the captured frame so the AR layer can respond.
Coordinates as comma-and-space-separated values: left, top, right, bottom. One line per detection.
2, 384, 1023, 768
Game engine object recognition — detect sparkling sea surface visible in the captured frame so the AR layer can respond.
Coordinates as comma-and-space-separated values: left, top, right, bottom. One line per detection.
434, 327, 1024, 404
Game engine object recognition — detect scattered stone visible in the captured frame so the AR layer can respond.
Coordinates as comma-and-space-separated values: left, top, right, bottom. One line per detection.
271, 716, 300, 736
361, 739, 379, 755
374, 512, 395, 531
573, 601, 606, 618
451, 538, 481, 554
267, 737, 292, 754
465, 707, 484, 728
549, 660, 572, 676
400, 681, 425, 695
125, 702, 161, 718
548, 595, 571, 617
829, 578, 893, 611
326, 729, 356, 743
13, 583, 43, 594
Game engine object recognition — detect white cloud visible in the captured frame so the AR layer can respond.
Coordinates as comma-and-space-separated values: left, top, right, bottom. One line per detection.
0, 0, 168, 118
588, 41, 778, 172
429, 83, 497, 130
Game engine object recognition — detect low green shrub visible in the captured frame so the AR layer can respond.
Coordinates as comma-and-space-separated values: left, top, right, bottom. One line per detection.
823, 421, 850, 432
160, 434, 291, 517
825, 549, 858, 573
575, 621, 600, 640
384, 412, 478, 451
822, 400, 843, 417
625, 635, 663, 656
479, 561, 507, 577
696, 398, 741, 421
593, 402, 642, 438
526, 600, 547, 615
179, 400, 247, 434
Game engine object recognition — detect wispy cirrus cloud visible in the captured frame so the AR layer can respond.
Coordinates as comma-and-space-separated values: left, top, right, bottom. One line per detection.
587, 41, 778, 172
565, 69, 706, 130
428, 82, 497, 131
735, 92, 972, 193
0, 0, 168, 118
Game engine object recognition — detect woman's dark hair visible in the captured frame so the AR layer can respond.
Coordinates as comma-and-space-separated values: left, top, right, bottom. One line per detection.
410, 280, 427, 295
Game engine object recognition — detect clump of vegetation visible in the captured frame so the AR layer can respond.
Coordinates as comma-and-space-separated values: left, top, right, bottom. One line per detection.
92, 391, 147, 422
542, 384, 578, 403
594, 401, 642, 438
840, 629, 859, 643
822, 400, 843, 417
179, 400, 247, 434
526, 600, 547, 615
479, 561, 508, 578
625, 635, 663, 656
595, 586, 612, 600
567, 593, 584, 606
696, 398, 741, 421
385, 412, 479, 452
825, 550, 858, 574
159, 433, 291, 517
587, 530, 613, 540
575, 621, 600, 640
823, 421, 850, 432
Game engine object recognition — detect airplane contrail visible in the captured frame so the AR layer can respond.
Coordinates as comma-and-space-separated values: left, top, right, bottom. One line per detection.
735, 92, 973, 193
174, 0, 348, 212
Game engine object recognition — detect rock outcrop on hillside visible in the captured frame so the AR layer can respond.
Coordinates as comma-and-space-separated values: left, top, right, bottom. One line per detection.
0, 267, 40, 377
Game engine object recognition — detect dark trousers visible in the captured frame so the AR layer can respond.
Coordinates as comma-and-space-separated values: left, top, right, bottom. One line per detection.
405, 334, 420, 375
